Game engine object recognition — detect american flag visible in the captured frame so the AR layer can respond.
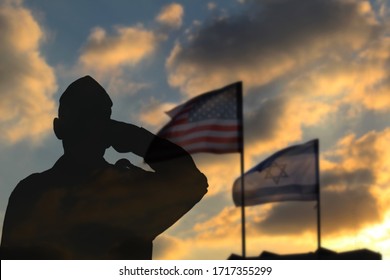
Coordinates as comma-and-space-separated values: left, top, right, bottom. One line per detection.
158, 82, 243, 154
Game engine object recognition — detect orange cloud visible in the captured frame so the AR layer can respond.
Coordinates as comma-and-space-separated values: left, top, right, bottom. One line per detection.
76, 23, 162, 97
156, 3, 184, 29
138, 98, 178, 128
166, 0, 378, 97
77, 3, 185, 97
79, 25, 159, 74
327, 129, 390, 207
166, 42, 297, 97
287, 36, 390, 112
193, 154, 241, 197
154, 205, 317, 259
156, 127, 390, 259
0, 0, 57, 144
153, 234, 189, 259
349, 38, 390, 111
161, 1, 389, 185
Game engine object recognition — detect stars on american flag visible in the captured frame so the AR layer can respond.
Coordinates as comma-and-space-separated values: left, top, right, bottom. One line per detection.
189, 88, 237, 122
157, 82, 242, 154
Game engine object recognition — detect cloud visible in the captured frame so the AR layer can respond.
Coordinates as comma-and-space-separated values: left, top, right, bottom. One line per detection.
255, 129, 390, 238
155, 3, 184, 29
193, 206, 241, 238
166, 0, 379, 96
154, 230, 242, 259
77, 3, 184, 97
0, 0, 57, 144
76, 23, 163, 97
195, 154, 241, 196
104, 69, 151, 97
257, 182, 379, 237
284, 36, 390, 112
163, 0, 389, 169
348, 38, 390, 111
138, 98, 177, 128
207, 2, 217, 11
79, 25, 159, 74
243, 93, 334, 159
153, 234, 189, 259
157, 0, 389, 259
184, 204, 317, 257
169, 127, 390, 259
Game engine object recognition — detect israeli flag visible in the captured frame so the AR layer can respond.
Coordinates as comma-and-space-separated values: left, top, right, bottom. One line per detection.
233, 139, 319, 206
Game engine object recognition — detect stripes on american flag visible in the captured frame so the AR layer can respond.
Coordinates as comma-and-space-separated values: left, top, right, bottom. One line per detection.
157, 82, 243, 154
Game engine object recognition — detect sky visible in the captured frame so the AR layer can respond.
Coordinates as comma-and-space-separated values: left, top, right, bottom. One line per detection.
1, 0, 390, 260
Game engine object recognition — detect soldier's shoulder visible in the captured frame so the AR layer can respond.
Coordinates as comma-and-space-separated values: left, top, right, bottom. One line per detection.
11, 169, 52, 196
19, 169, 52, 186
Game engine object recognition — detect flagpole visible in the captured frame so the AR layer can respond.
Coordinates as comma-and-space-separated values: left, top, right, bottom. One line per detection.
315, 139, 321, 251
237, 82, 246, 258
240, 143, 246, 258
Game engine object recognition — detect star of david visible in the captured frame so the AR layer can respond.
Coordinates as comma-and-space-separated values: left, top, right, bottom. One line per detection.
263, 161, 288, 184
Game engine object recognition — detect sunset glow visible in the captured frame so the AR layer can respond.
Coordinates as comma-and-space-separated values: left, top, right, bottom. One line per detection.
1, 0, 389, 260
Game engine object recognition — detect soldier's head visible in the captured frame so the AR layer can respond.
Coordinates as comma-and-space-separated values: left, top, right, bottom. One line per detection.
53, 76, 113, 157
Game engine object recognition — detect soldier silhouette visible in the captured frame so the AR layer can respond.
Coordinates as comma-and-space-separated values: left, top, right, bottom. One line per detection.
1, 76, 208, 259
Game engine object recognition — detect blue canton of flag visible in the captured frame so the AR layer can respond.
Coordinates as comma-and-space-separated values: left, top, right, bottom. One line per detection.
189, 90, 238, 121
158, 82, 243, 154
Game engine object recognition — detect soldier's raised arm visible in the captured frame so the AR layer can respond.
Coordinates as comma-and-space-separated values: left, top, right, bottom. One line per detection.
110, 120, 206, 177
109, 120, 208, 235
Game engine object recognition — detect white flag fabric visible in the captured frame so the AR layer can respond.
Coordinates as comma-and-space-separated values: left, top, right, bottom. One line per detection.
233, 139, 319, 206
